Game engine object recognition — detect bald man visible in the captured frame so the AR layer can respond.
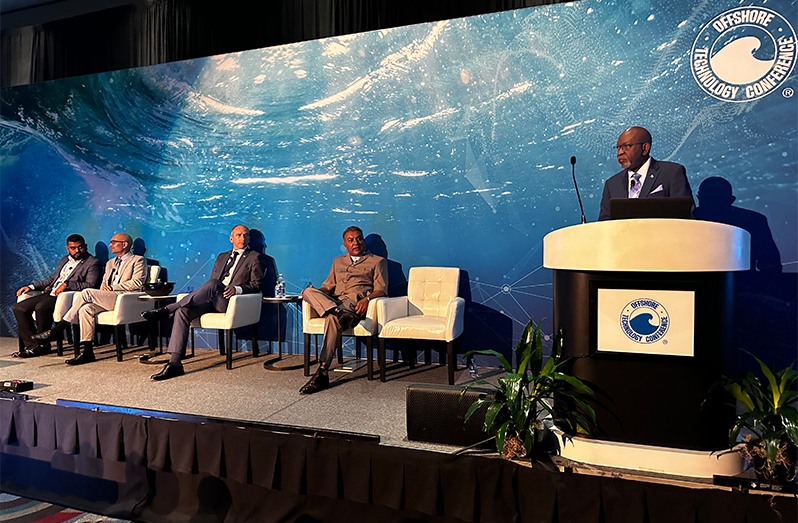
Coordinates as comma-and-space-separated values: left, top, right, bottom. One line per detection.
598, 126, 693, 221
34, 232, 146, 365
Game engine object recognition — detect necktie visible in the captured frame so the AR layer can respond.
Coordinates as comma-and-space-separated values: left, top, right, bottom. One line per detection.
629, 173, 642, 198
221, 252, 239, 281
107, 259, 121, 286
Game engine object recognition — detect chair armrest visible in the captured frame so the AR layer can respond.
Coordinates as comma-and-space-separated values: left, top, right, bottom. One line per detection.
302, 299, 321, 331
224, 293, 262, 329
377, 296, 409, 326
445, 297, 465, 341
101, 292, 150, 324
17, 290, 44, 302
53, 291, 78, 322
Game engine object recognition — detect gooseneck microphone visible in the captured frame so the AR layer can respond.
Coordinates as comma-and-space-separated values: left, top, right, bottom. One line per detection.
570, 156, 586, 224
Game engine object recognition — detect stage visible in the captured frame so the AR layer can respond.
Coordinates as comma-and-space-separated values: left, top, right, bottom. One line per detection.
1, 336, 796, 523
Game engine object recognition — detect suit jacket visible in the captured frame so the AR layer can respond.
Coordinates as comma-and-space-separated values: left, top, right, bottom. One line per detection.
32, 254, 103, 292
598, 158, 694, 221
102, 254, 147, 292
320, 251, 388, 304
209, 249, 270, 295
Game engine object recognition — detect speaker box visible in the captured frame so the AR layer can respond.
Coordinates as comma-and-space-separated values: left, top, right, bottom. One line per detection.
406, 384, 495, 446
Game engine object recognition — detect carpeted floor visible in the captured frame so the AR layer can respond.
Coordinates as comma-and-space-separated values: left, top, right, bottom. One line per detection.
0, 492, 128, 523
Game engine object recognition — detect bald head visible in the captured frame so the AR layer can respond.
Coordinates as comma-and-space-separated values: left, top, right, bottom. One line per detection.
616, 126, 652, 171
110, 233, 132, 257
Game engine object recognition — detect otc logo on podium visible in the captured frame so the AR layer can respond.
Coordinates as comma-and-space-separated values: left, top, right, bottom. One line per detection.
691, 6, 796, 102
620, 299, 670, 344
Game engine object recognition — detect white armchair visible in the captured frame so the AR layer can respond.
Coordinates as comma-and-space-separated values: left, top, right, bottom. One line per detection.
181, 292, 263, 370
17, 290, 79, 356
302, 297, 383, 379
96, 265, 162, 361
376, 267, 465, 384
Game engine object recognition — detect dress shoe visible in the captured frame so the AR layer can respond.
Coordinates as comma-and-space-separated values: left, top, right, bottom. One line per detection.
65, 351, 96, 365
32, 321, 68, 342
151, 363, 185, 381
20, 344, 52, 358
299, 367, 330, 394
142, 307, 170, 321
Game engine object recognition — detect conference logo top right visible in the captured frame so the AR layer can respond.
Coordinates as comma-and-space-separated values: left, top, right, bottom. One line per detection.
691, 6, 796, 102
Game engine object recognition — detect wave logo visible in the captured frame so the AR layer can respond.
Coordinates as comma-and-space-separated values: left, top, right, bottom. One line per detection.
691, 7, 796, 102
620, 299, 669, 344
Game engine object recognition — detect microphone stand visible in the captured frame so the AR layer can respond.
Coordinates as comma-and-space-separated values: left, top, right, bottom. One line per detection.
571, 156, 586, 224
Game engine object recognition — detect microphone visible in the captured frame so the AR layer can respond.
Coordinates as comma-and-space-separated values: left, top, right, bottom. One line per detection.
570, 156, 586, 224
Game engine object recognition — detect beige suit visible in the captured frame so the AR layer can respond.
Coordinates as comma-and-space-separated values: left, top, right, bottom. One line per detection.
62, 254, 147, 341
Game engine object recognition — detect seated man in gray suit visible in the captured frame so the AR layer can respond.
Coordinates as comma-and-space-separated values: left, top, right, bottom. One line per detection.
597, 126, 694, 221
13, 234, 103, 358
34, 233, 146, 365
143, 225, 269, 381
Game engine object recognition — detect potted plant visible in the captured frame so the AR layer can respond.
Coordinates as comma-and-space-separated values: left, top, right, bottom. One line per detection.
711, 352, 798, 486
461, 317, 596, 460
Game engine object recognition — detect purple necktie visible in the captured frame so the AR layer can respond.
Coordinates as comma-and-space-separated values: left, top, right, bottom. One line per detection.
629, 173, 642, 198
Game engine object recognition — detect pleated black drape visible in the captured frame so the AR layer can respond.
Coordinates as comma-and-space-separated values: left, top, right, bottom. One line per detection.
1, 0, 565, 87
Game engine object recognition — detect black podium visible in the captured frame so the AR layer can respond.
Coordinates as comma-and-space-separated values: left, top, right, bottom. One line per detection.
544, 219, 750, 452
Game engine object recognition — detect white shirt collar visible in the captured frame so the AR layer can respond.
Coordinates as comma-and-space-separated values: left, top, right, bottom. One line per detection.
629, 157, 652, 180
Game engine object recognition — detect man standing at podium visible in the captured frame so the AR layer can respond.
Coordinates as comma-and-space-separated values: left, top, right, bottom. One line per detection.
598, 126, 693, 221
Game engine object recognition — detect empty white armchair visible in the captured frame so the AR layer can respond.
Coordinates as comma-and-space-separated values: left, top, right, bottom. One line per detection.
181, 292, 263, 370
302, 297, 383, 379
376, 267, 465, 384
96, 265, 162, 361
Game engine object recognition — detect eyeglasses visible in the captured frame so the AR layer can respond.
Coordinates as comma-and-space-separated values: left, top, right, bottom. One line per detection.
614, 142, 646, 152
109, 240, 126, 244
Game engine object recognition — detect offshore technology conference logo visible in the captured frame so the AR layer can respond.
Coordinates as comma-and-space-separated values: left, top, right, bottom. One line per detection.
620, 299, 669, 344
691, 7, 796, 102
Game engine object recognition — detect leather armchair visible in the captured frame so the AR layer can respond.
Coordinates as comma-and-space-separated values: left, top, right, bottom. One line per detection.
376, 267, 464, 384
179, 292, 263, 370
302, 297, 383, 379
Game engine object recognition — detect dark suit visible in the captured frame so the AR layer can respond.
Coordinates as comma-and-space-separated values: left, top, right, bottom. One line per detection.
598, 158, 694, 221
165, 249, 271, 357
13, 254, 102, 348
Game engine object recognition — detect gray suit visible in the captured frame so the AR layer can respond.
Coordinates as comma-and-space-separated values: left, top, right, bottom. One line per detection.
12, 254, 102, 348
165, 249, 270, 357
62, 254, 147, 341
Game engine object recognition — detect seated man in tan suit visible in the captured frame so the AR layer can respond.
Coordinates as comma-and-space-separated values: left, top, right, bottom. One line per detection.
34, 233, 146, 365
300, 226, 388, 394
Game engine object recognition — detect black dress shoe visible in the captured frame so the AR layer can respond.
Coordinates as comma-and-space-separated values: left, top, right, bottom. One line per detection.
299, 367, 330, 394
65, 351, 96, 365
26, 344, 52, 357
142, 307, 171, 321
16, 347, 37, 358
32, 326, 64, 342
151, 363, 185, 381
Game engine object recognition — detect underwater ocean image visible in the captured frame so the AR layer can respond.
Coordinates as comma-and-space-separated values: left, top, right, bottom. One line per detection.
1, 0, 796, 356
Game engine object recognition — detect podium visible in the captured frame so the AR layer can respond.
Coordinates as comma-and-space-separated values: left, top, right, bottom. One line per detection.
543, 219, 750, 456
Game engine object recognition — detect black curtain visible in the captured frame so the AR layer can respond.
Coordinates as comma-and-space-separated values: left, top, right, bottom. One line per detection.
1, 0, 566, 88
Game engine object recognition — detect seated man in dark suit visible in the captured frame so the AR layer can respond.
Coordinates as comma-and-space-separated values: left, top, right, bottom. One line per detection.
299, 226, 388, 394
13, 234, 103, 358
597, 126, 694, 221
143, 225, 270, 381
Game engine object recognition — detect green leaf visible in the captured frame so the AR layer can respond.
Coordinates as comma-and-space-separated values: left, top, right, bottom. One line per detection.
752, 354, 781, 411
761, 430, 781, 469
484, 402, 506, 431
551, 372, 596, 397
781, 407, 798, 447
724, 382, 756, 411
465, 349, 512, 373
496, 421, 510, 454
464, 397, 494, 422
